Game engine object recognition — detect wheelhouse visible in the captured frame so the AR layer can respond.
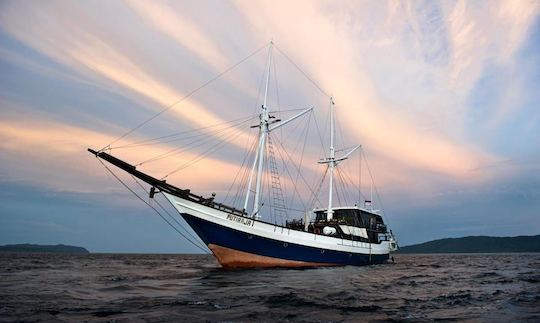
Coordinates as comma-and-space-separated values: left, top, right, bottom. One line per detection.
305, 207, 390, 243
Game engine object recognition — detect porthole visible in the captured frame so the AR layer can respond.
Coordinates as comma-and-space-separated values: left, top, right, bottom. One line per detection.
320, 249, 325, 254
283, 242, 288, 247
247, 234, 253, 239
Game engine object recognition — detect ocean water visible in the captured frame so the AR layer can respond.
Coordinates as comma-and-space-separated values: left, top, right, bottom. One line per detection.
0, 253, 538, 322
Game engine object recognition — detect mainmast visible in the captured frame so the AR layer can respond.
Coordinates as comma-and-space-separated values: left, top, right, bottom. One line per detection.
318, 98, 360, 221
327, 98, 336, 221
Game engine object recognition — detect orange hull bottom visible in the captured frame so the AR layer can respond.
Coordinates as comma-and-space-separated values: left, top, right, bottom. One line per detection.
208, 243, 338, 268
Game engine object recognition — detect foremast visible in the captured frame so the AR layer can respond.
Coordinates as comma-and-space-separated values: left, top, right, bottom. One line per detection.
252, 42, 272, 218
244, 42, 312, 218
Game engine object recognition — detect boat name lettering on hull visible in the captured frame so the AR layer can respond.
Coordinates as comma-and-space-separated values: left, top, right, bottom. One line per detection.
226, 214, 254, 226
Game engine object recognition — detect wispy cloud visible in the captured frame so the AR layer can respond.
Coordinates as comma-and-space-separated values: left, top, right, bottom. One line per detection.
233, 0, 500, 178
0, 0, 539, 248
0, 113, 246, 194
0, 0, 538, 207
0, 1, 257, 149
126, 0, 231, 72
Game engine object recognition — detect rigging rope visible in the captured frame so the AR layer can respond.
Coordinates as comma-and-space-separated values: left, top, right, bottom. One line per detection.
336, 167, 353, 205
340, 161, 368, 202
274, 44, 331, 99
309, 166, 328, 209
271, 51, 284, 142
285, 112, 312, 209
160, 121, 248, 179
97, 159, 209, 253
111, 114, 258, 150
274, 135, 322, 209
313, 104, 328, 160
334, 167, 344, 206
101, 42, 270, 151
130, 175, 208, 251
135, 116, 256, 166
224, 134, 258, 206
231, 141, 256, 210
361, 149, 393, 227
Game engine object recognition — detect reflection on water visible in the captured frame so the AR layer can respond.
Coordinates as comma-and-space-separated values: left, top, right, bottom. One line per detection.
0, 253, 539, 321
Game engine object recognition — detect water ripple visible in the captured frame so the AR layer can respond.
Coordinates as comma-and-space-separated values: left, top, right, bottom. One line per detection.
0, 253, 539, 322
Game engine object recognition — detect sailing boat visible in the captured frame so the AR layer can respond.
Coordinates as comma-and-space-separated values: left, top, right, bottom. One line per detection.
89, 43, 397, 268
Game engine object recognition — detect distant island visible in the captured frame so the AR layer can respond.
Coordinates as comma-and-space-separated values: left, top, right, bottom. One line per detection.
0, 244, 90, 254
397, 235, 540, 253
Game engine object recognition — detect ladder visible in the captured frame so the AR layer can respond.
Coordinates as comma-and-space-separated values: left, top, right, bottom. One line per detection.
267, 135, 287, 225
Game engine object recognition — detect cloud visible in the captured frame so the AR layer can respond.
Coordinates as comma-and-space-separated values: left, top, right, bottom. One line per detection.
233, 0, 498, 178
496, 0, 540, 64
0, 1, 257, 150
0, 114, 247, 194
65, 33, 237, 133
0, 47, 102, 92
1, 0, 539, 250
0, 0, 538, 202
126, 0, 230, 72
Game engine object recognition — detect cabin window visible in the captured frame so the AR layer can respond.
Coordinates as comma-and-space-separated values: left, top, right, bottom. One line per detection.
358, 211, 371, 227
315, 211, 326, 222
333, 209, 360, 226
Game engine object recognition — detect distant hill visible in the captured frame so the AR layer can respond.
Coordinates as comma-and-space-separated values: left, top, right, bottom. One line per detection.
397, 235, 540, 253
0, 244, 90, 254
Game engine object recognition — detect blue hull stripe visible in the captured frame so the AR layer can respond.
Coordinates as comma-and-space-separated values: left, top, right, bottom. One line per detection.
181, 213, 389, 266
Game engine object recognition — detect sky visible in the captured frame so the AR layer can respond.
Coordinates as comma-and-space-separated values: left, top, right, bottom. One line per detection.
1, 0, 539, 253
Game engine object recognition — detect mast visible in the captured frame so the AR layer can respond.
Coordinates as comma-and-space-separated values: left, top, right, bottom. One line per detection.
244, 42, 313, 218
245, 42, 273, 218
317, 98, 360, 220
327, 97, 335, 221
